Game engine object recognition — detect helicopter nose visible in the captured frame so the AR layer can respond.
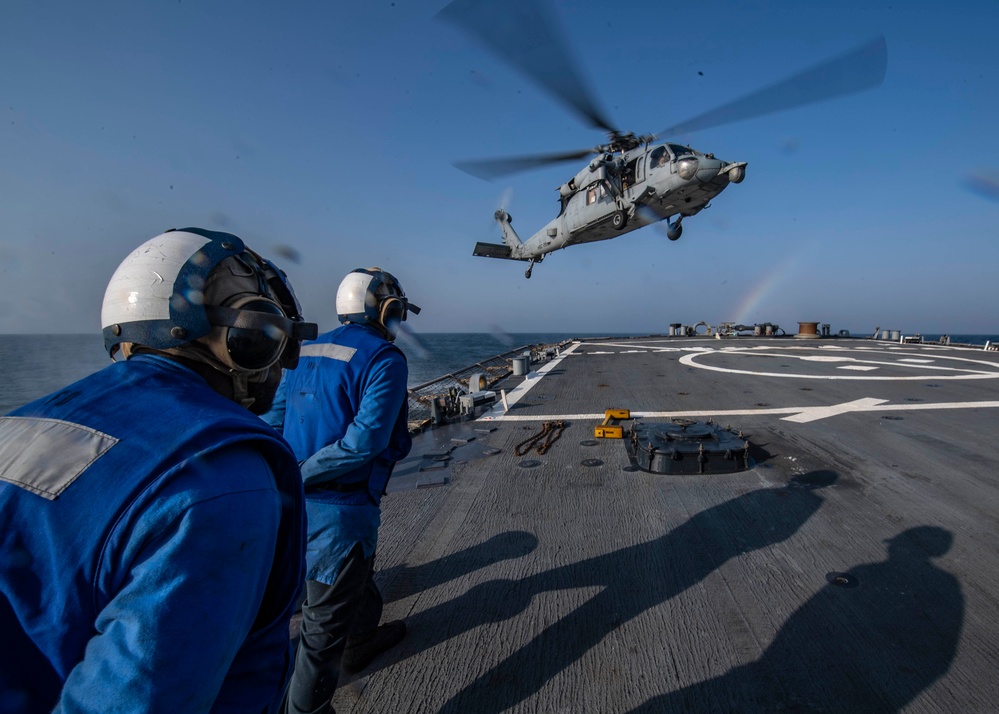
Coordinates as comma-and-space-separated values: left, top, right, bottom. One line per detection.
695, 157, 725, 183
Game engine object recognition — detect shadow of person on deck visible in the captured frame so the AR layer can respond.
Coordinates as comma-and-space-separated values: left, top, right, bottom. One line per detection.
384, 470, 838, 713
377, 530, 539, 604
290, 531, 540, 645
629, 525, 964, 713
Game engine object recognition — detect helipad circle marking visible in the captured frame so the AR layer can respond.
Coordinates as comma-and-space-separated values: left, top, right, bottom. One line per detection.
799, 355, 863, 362
678, 348, 999, 381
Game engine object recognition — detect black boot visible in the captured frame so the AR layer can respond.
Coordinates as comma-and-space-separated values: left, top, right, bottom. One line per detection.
342, 620, 407, 673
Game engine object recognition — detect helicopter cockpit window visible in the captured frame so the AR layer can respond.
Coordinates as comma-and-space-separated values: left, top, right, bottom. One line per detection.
669, 144, 697, 158
586, 183, 608, 205
650, 147, 668, 169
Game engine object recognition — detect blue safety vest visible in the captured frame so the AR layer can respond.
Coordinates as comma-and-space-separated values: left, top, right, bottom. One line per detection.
281, 323, 411, 506
0, 355, 305, 713
272, 323, 410, 584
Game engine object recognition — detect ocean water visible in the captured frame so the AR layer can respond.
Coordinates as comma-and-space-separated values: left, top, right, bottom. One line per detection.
3, 331, 996, 416
0, 332, 616, 415
396, 331, 623, 387
1, 334, 111, 416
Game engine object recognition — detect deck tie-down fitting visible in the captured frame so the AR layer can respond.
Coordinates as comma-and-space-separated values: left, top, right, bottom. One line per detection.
594, 409, 631, 439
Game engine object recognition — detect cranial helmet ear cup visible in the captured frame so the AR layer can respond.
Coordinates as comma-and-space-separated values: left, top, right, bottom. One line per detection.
379, 297, 406, 340
380, 296, 406, 327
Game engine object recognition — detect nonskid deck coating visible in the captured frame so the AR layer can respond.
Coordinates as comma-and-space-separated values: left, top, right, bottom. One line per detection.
333, 336, 999, 712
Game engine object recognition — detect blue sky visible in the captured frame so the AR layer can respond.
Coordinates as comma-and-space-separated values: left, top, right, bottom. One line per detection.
1, 0, 997, 336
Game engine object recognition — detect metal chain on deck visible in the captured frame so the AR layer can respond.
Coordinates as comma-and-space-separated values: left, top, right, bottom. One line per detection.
514, 420, 567, 456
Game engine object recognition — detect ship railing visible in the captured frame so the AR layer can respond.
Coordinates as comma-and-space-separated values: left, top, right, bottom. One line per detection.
406, 341, 572, 431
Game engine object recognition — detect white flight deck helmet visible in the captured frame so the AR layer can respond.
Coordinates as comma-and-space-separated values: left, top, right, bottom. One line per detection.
101, 227, 318, 404
335, 268, 420, 340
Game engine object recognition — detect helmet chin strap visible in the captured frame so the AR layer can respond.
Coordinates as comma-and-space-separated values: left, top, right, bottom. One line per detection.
230, 371, 257, 410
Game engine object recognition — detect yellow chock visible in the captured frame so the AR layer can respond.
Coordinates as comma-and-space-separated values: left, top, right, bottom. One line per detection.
594, 408, 631, 439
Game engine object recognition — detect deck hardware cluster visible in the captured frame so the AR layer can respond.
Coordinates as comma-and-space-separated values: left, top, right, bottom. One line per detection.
458, 372, 497, 416
594, 409, 631, 439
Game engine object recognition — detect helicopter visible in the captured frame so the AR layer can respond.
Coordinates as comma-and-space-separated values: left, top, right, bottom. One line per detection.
439, 0, 888, 279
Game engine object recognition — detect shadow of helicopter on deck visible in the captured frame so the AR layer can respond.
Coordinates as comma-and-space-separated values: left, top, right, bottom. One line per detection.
630, 525, 963, 713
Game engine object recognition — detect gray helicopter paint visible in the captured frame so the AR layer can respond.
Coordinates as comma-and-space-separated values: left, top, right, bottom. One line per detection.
452, 0, 883, 278
482, 143, 746, 267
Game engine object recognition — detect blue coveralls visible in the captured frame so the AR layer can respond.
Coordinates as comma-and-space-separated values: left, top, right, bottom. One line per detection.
263, 322, 411, 714
0, 355, 306, 714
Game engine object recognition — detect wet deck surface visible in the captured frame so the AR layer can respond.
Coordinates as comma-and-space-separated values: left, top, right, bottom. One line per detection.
331, 336, 999, 712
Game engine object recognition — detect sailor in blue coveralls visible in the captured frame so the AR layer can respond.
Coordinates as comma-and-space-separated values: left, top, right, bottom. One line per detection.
0, 228, 318, 713
264, 268, 419, 714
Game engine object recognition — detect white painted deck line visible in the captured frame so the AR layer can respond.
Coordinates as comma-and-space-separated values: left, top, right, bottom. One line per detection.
678, 352, 999, 380
480, 342, 581, 419
484, 400, 999, 424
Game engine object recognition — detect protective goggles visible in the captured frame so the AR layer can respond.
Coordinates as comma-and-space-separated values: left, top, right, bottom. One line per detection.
205, 296, 318, 372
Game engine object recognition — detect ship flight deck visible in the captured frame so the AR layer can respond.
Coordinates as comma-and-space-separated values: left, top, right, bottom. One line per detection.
329, 335, 999, 713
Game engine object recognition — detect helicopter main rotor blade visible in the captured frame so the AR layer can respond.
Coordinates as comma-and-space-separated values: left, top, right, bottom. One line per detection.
454, 147, 599, 181
654, 35, 888, 140
437, 0, 616, 134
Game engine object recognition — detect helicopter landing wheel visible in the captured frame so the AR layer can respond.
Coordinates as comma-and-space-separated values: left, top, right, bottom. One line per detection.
612, 210, 627, 230
666, 222, 683, 241
525, 261, 534, 279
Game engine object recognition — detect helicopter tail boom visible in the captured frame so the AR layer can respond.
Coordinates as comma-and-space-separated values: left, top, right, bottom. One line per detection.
473, 242, 533, 262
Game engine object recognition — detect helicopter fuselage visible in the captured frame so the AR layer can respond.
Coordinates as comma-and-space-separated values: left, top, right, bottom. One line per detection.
473, 141, 746, 276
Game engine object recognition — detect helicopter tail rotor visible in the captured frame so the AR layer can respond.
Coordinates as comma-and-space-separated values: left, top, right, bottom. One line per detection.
497, 186, 515, 213
473, 210, 535, 265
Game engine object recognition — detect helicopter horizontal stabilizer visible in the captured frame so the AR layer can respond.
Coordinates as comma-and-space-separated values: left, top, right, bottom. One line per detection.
473, 242, 533, 262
